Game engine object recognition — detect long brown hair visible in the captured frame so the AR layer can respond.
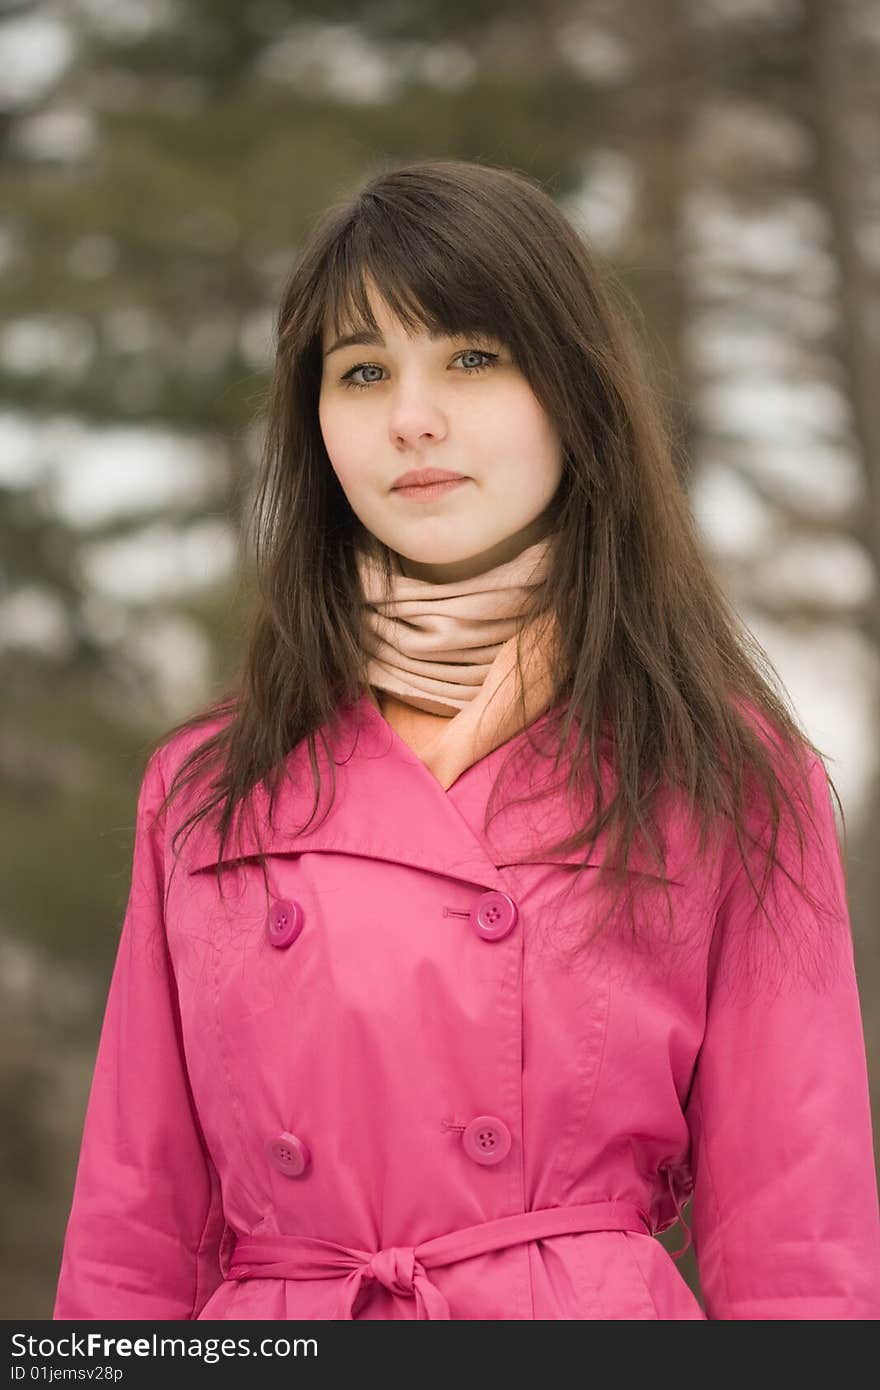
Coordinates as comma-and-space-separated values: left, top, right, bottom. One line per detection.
149, 156, 845, 974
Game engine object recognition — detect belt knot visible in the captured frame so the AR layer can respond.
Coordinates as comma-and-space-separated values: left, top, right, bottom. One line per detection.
367, 1244, 417, 1299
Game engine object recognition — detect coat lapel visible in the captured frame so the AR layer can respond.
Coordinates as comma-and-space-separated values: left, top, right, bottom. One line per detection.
182, 691, 690, 889
183, 694, 512, 891
184, 616, 586, 888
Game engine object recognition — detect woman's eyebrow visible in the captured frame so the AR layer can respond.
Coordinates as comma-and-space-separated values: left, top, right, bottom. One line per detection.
323, 329, 384, 358
322, 327, 484, 358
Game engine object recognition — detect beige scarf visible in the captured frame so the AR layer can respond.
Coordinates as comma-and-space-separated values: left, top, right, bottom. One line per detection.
355, 537, 559, 789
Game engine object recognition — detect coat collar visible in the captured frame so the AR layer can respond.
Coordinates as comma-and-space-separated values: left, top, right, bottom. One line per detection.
180, 694, 600, 891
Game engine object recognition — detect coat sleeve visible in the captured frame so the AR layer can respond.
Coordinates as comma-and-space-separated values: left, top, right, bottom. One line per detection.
685, 749, 880, 1319
53, 747, 226, 1320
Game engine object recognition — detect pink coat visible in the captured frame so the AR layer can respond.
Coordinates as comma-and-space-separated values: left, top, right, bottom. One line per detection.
53, 696, 880, 1319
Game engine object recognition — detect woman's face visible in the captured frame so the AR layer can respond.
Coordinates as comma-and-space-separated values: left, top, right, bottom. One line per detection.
318, 283, 564, 582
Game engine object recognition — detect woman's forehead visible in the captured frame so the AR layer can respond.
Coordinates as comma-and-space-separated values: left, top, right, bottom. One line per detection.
322, 280, 424, 342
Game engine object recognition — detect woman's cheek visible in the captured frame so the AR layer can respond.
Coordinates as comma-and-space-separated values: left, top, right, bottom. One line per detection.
318, 405, 357, 481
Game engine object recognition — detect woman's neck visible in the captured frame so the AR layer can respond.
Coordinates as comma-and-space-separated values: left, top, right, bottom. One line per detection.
395, 508, 558, 584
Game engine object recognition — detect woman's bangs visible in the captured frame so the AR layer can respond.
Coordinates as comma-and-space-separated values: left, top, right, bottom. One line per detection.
322, 240, 512, 351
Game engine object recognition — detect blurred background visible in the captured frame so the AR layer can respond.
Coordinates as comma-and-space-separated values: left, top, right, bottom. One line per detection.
1, 0, 878, 1318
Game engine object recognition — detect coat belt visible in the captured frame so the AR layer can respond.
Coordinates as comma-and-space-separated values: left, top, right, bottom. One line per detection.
223, 1200, 652, 1319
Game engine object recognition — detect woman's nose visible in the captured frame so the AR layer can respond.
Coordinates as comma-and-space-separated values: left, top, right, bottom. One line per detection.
388, 398, 448, 448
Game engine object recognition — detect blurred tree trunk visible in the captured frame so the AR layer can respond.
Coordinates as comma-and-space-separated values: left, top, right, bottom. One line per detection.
802, 0, 880, 1162
614, 0, 697, 488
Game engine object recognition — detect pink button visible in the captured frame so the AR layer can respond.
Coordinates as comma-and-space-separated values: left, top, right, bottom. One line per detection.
462, 1115, 512, 1166
469, 890, 518, 942
266, 898, 304, 948
266, 1132, 310, 1177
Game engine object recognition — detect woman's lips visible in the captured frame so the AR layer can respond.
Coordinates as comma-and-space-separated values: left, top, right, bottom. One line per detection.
392, 477, 470, 500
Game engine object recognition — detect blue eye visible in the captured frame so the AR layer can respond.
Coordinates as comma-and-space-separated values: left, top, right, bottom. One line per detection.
340, 348, 499, 391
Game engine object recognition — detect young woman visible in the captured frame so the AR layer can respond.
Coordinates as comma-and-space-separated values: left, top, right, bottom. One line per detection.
53, 158, 880, 1320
